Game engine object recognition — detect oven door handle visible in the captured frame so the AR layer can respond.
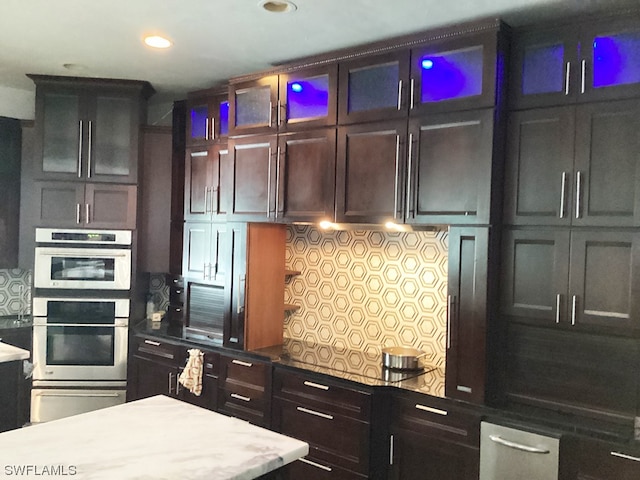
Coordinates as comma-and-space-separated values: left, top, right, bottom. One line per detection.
38, 323, 127, 328
32, 392, 122, 398
42, 251, 130, 258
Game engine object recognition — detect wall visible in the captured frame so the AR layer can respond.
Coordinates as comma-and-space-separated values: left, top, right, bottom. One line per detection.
0, 269, 31, 317
284, 225, 449, 368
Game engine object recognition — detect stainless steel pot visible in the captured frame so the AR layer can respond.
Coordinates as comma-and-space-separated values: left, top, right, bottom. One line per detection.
381, 346, 426, 370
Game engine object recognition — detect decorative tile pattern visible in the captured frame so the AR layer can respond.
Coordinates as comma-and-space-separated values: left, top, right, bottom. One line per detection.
149, 273, 169, 311
0, 269, 32, 317
284, 226, 448, 368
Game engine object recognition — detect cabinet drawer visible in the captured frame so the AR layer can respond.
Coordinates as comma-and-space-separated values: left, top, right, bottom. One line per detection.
273, 397, 370, 475
392, 393, 481, 447
570, 437, 640, 480
281, 456, 367, 480
218, 388, 268, 426
220, 355, 269, 389
133, 337, 186, 364
273, 368, 371, 420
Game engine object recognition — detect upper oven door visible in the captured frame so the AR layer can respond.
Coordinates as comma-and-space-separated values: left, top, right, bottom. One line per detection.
34, 247, 131, 290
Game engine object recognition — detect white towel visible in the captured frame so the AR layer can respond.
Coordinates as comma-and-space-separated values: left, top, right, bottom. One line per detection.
178, 349, 204, 396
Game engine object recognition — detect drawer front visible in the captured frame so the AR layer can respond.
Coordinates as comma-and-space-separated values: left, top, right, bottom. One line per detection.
392, 394, 480, 447
221, 356, 269, 389
574, 438, 640, 480
201, 351, 220, 377
180, 373, 218, 411
282, 456, 367, 480
273, 397, 370, 475
218, 388, 268, 427
274, 368, 371, 420
134, 337, 185, 364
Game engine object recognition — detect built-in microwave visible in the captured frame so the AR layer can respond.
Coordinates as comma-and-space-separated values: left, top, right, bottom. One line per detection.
34, 228, 132, 290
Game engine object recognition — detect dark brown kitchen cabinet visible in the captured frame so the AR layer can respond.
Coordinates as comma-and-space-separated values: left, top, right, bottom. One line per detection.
563, 436, 640, 480
0, 361, 24, 433
0, 117, 21, 269
28, 75, 153, 184
225, 223, 286, 350
184, 144, 231, 221
409, 28, 503, 115
446, 227, 494, 404
502, 228, 640, 335
504, 100, 640, 227
32, 181, 137, 229
510, 14, 640, 109
272, 367, 387, 479
227, 135, 278, 221
182, 221, 228, 285
388, 391, 480, 480
406, 108, 499, 225
186, 88, 229, 146
335, 120, 407, 224
338, 50, 411, 125
228, 65, 338, 136
218, 354, 271, 427
276, 128, 337, 223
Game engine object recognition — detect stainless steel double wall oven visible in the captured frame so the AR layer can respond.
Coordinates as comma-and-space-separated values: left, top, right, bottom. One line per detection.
31, 228, 132, 423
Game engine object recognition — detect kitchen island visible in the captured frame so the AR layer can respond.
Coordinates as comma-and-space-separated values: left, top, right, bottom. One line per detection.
0, 340, 30, 432
0, 395, 308, 480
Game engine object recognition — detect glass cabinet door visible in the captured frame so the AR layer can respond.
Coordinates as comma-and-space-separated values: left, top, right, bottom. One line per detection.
338, 51, 410, 124
279, 65, 337, 131
91, 95, 135, 180
187, 91, 230, 145
410, 30, 499, 114
229, 76, 278, 136
41, 91, 82, 176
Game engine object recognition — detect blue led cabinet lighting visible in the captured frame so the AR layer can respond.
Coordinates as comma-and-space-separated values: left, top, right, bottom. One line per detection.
287, 75, 329, 120
190, 106, 208, 138
420, 47, 483, 103
219, 101, 229, 136
593, 34, 640, 88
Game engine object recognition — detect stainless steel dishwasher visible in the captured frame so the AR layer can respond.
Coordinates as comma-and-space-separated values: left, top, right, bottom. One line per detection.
480, 421, 561, 480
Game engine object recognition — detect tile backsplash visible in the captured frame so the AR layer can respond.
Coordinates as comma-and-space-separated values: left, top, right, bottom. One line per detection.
284, 226, 448, 368
0, 269, 31, 316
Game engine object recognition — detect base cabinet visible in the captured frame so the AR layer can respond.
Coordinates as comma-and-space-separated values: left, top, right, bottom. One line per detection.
563, 437, 640, 480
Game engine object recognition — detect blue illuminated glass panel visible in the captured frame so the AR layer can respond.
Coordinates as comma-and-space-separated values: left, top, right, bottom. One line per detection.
287, 74, 329, 120
190, 105, 208, 139
219, 101, 229, 136
420, 46, 483, 103
348, 62, 400, 112
236, 86, 271, 127
522, 44, 565, 95
593, 32, 640, 88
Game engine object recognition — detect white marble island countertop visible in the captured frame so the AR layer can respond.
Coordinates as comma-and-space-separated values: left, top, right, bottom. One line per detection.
0, 395, 308, 480
0, 341, 29, 363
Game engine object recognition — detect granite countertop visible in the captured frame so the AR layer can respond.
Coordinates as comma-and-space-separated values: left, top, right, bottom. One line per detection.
0, 341, 30, 363
0, 395, 308, 480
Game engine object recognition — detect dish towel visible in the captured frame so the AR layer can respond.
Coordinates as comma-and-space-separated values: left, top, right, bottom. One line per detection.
178, 348, 204, 396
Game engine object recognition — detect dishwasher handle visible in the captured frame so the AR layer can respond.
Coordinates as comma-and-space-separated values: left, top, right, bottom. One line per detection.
489, 434, 551, 454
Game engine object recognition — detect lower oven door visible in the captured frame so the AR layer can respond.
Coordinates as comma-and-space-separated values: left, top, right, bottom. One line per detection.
33, 323, 128, 381
30, 388, 126, 424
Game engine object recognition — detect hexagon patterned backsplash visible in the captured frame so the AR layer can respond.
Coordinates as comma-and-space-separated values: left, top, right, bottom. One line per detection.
0, 269, 32, 317
284, 225, 449, 368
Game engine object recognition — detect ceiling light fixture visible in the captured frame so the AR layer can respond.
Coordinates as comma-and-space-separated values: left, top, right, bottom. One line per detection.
260, 0, 297, 13
144, 35, 172, 49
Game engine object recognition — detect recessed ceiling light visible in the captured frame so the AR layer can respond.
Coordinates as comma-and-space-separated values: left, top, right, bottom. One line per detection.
144, 35, 172, 49
259, 0, 297, 13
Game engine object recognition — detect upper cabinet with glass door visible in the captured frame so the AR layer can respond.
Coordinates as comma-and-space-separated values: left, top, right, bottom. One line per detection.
186, 87, 230, 146
28, 75, 154, 184
510, 14, 640, 109
228, 65, 337, 136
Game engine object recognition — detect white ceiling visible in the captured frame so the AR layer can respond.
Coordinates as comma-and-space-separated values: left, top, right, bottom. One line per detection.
0, 0, 637, 107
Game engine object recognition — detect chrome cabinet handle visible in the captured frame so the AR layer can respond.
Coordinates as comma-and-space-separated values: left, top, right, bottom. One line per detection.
76, 203, 81, 224
296, 406, 333, 420
231, 359, 252, 368
275, 146, 281, 219
87, 120, 93, 178
556, 294, 561, 324
611, 452, 640, 463
397, 80, 403, 110
416, 404, 448, 416
560, 172, 567, 218
564, 62, 571, 95
268, 101, 273, 127
571, 295, 577, 326
489, 435, 550, 454
211, 117, 215, 140
144, 340, 161, 346
447, 294, 455, 349
303, 381, 329, 391
277, 100, 281, 126
394, 135, 400, 220
580, 59, 586, 94
389, 434, 395, 465
230, 393, 251, 402
575, 171, 582, 219
205, 118, 210, 140
267, 147, 272, 217
85, 203, 90, 224
168, 372, 174, 394
78, 121, 83, 178
406, 133, 414, 218
409, 78, 415, 109
298, 458, 332, 472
